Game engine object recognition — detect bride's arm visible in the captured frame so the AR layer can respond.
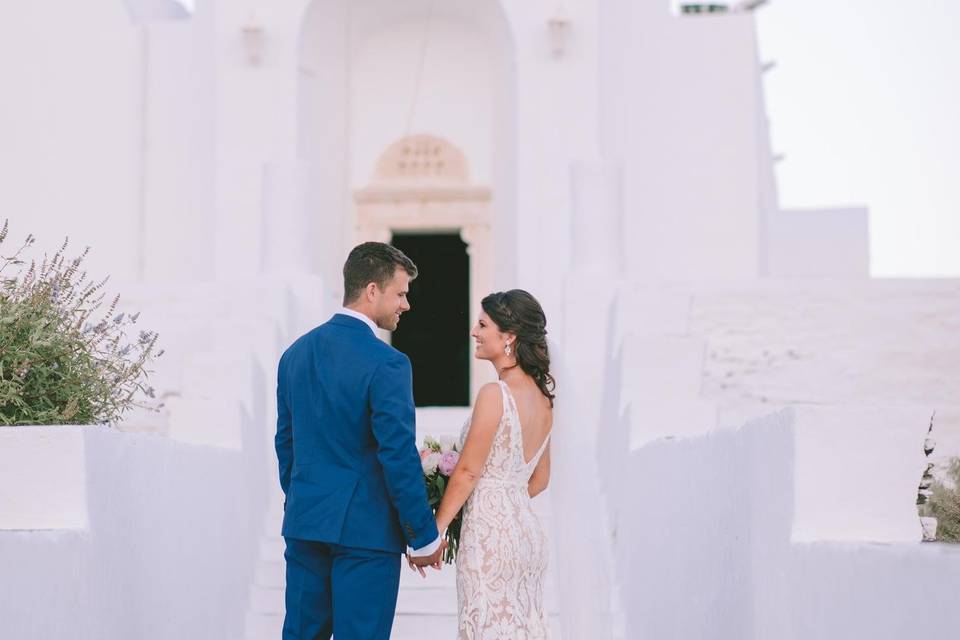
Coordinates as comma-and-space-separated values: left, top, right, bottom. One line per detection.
434, 383, 503, 532
527, 445, 550, 498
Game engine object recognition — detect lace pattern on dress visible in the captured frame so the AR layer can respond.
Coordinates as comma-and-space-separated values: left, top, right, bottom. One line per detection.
456, 381, 551, 639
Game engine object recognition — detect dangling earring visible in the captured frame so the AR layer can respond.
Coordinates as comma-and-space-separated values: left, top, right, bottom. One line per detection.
505, 342, 513, 357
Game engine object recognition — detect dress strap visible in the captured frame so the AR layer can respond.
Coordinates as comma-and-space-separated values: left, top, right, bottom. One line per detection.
498, 380, 522, 445
526, 432, 551, 468
497, 380, 517, 416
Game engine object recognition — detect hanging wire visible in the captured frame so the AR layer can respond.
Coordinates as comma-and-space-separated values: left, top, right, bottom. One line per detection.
403, 0, 437, 137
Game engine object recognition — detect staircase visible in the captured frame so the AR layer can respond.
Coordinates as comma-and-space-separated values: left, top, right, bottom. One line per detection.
242, 503, 560, 639
243, 490, 287, 639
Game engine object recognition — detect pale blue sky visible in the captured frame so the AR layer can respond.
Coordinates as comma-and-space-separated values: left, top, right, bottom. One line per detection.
755, 0, 960, 276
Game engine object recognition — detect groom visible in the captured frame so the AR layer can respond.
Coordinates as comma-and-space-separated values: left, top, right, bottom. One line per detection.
275, 242, 445, 639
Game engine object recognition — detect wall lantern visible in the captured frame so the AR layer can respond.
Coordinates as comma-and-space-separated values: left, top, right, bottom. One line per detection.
123, 0, 193, 24
242, 15, 265, 66
547, 6, 571, 58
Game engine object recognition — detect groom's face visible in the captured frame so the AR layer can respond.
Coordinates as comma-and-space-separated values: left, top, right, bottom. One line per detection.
373, 267, 412, 331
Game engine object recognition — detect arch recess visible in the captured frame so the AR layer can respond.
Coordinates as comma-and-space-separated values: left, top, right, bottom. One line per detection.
355, 134, 494, 398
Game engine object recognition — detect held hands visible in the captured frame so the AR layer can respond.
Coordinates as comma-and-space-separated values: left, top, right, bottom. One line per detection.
406, 539, 448, 578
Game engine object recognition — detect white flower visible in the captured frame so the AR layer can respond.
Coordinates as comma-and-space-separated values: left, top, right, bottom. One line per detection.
422, 452, 442, 475
423, 435, 440, 451
439, 436, 458, 453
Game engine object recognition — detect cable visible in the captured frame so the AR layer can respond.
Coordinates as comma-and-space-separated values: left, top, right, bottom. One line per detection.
403, 0, 437, 137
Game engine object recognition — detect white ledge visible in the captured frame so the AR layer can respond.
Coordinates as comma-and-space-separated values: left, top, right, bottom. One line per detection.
0, 425, 92, 531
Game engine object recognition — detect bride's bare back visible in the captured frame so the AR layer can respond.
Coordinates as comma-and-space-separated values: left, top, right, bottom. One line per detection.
505, 377, 553, 465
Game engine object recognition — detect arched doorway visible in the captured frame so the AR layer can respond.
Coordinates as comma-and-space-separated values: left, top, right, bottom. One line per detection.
390, 232, 470, 406
354, 134, 493, 405
296, 0, 517, 308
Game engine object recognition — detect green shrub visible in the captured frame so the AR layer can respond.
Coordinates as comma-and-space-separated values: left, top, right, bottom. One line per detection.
0, 220, 161, 425
924, 458, 960, 543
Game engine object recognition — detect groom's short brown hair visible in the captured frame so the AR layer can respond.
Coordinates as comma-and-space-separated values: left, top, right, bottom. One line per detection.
342, 242, 418, 305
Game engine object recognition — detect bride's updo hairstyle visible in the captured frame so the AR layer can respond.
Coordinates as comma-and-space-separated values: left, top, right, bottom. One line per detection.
481, 289, 556, 407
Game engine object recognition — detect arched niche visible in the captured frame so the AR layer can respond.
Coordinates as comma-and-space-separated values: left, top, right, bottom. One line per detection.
355, 134, 494, 401
296, 0, 517, 311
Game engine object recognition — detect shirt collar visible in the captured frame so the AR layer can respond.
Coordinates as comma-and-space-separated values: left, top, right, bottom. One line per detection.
337, 307, 379, 334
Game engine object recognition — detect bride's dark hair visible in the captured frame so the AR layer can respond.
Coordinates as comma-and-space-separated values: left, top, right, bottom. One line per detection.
481, 289, 556, 407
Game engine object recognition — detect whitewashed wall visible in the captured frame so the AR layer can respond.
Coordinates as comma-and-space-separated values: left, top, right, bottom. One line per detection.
606, 3, 769, 280
690, 279, 960, 461
3, 0, 860, 329
140, 3, 218, 281
0, 273, 325, 639
349, 18, 495, 187
553, 272, 960, 639
0, 428, 89, 531
620, 279, 960, 463
223, 0, 523, 296
767, 207, 870, 277
614, 410, 960, 640
788, 406, 929, 543
0, 2, 142, 280
1, 0, 621, 337
0, 424, 268, 640
753, 541, 960, 640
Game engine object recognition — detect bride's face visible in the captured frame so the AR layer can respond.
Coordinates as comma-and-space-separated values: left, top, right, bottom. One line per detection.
470, 311, 513, 361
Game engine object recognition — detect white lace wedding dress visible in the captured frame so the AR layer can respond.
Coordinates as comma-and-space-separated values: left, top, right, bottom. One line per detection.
456, 381, 551, 639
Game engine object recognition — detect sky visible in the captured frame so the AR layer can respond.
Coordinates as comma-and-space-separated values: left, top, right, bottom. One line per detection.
754, 0, 960, 276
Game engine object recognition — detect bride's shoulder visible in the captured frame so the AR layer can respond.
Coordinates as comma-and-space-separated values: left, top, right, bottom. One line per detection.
463, 383, 505, 438
471, 382, 505, 419
474, 382, 504, 409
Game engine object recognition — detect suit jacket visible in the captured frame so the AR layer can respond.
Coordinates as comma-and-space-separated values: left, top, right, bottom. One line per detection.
275, 313, 438, 553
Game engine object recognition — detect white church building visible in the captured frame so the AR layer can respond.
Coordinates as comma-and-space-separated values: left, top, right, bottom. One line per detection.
2, 1, 959, 638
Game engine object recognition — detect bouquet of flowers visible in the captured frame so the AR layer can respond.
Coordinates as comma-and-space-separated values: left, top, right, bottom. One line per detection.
419, 434, 462, 563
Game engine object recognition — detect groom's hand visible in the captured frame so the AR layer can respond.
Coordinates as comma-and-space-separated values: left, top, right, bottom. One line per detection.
406, 552, 428, 577
407, 540, 447, 576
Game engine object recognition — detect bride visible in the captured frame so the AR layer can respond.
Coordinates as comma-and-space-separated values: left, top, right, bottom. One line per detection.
419, 289, 555, 639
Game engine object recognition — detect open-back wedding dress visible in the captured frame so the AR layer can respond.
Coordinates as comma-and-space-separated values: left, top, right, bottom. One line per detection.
456, 380, 551, 639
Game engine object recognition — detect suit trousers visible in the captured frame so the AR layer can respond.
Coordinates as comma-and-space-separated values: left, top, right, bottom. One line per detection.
282, 537, 401, 640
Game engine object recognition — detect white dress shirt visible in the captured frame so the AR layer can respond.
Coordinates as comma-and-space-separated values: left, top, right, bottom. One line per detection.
336, 307, 442, 558
336, 306, 379, 334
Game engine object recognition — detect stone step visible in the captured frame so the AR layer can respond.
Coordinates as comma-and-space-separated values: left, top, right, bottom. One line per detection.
244, 610, 283, 640
245, 607, 563, 639
390, 612, 459, 639
246, 580, 562, 638
390, 612, 563, 639
400, 562, 456, 588
247, 518, 563, 638
395, 584, 457, 615
260, 534, 285, 559
254, 559, 285, 589
248, 584, 285, 615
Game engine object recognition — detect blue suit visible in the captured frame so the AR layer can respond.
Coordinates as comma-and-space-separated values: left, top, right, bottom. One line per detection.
275, 313, 438, 639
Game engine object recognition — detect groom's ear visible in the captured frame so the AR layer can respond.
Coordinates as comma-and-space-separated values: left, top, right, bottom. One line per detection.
364, 281, 380, 302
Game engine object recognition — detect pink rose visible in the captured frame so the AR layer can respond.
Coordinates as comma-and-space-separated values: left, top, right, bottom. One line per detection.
439, 451, 460, 476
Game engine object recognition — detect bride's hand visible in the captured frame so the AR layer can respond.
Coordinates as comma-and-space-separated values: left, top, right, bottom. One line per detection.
432, 540, 448, 570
